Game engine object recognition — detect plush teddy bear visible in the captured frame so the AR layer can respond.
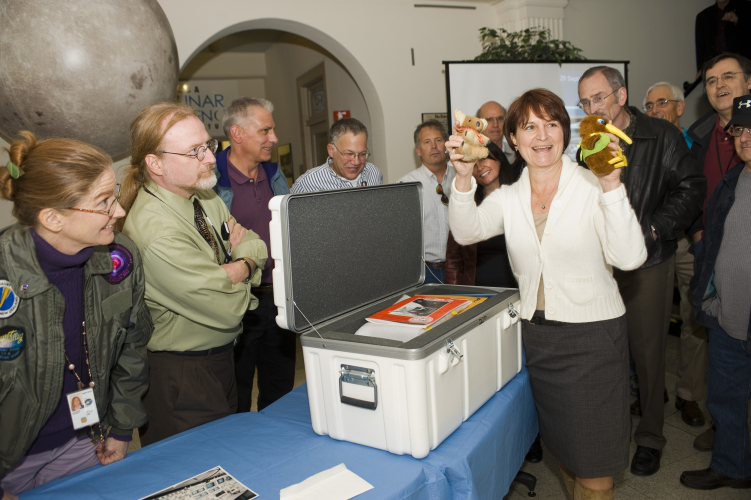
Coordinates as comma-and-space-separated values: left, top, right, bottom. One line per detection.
454, 109, 490, 162
577, 115, 632, 176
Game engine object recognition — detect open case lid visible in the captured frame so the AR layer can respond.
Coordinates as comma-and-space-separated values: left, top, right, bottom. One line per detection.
271, 183, 424, 333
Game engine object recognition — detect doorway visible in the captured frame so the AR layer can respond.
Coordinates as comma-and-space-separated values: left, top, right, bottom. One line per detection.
297, 63, 330, 174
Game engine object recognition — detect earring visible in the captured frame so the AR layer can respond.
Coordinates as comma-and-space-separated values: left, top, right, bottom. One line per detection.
514, 147, 518, 151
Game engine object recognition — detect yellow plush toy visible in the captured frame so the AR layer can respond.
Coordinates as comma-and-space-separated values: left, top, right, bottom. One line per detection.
577, 115, 632, 176
454, 109, 490, 162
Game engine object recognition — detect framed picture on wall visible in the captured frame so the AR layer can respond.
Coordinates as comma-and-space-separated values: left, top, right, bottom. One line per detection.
421, 113, 449, 133
277, 143, 293, 181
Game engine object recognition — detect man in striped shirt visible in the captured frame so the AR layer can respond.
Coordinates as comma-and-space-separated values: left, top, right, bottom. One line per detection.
291, 118, 383, 193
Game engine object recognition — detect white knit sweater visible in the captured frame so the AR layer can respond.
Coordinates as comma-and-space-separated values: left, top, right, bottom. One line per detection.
449, 156, 647, 322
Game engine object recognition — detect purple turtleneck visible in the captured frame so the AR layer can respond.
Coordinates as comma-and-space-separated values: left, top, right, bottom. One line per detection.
25, 230, 94, 455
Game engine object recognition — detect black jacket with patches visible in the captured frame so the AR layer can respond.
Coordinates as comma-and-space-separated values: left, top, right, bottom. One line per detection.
0, 225, 153, 479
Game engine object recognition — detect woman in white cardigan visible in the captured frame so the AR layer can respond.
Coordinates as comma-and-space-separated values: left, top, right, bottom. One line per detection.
448, 89, 647, 500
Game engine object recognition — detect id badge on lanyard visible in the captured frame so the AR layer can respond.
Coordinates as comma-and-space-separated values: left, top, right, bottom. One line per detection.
67, 388, 100, 430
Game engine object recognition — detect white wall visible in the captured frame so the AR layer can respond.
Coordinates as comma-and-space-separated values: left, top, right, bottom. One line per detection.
181, 52, 267, 79
264, 33, 371, 179
158, 0, 498, 184
563, 0, 713, 128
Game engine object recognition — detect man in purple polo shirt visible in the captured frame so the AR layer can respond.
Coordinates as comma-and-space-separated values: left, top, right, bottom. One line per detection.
214, 97, 293, 412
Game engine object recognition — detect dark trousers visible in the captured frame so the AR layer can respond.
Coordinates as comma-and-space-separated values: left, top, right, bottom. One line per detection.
235, 289, 296, 412
139, 347, 237, 447
614, 256, 674, 450
707, 327, 751, 479
424, 265, 445, 284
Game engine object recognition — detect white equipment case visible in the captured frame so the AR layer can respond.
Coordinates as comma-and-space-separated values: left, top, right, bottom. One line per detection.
269, 183, 521, 459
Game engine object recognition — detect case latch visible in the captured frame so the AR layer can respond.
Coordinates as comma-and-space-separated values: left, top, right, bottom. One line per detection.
507, 302, 519, 319
446, 339, 463, 363
503, 301, 522, 329
339, 365, 378, 410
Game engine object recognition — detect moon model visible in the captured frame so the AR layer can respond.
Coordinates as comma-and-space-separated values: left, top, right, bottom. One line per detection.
0, 0, 179, 157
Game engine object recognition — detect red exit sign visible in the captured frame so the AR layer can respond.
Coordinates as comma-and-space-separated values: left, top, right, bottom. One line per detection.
333, 110, 350, 121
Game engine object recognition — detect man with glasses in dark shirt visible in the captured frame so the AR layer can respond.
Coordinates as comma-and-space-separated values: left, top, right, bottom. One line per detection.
577, 66, 705, 477
291, 118, 383, 193
687, 54, 751, 239
684, 52, 751, 452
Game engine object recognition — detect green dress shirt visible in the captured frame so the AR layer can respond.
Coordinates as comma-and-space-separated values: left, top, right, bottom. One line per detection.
123, 180, 268, 351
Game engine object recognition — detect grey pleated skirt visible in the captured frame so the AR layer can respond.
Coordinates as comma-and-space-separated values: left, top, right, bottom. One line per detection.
522, 314, 630, 477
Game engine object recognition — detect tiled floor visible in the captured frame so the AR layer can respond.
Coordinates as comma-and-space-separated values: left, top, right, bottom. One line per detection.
504, 333, 751, 500
130, 334, 750, 500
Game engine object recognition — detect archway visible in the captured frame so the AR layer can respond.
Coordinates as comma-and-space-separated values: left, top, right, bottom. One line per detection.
180, 18, 387, 175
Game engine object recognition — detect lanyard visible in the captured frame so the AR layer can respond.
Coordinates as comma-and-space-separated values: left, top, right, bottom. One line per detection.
63, 300, 105, 444
714, 131, 736, 180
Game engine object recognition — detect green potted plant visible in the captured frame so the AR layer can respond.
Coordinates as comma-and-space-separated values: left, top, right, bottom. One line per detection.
475, 27, 585, 65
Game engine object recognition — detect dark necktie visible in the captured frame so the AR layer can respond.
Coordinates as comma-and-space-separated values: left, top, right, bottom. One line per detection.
193, 198, 221, 265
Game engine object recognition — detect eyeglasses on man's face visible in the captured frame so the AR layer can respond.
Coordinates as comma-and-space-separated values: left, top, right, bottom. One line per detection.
485, 116, 505, 125
644, 98, 680, 112
161, 139, 219, 161
69, 184, 121, 217
705, 72, 744, 89
729, 125, 751, 137
578, 88, 620, 112
332, 143, 370, 163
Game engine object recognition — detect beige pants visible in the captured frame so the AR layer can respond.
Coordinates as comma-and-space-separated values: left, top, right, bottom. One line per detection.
674, 234, 707, 402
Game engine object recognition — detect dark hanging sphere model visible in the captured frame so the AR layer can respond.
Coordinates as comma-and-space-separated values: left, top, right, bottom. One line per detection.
0, 0, 179, 157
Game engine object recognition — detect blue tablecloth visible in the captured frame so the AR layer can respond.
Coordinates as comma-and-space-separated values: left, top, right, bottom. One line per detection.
21, 367, 537, 500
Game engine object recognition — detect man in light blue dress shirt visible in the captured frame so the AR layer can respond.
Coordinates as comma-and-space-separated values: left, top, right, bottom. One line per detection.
398, 120, 455, 284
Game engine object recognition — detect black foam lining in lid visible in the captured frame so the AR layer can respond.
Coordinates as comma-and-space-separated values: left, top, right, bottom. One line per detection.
284, 183, 424, 332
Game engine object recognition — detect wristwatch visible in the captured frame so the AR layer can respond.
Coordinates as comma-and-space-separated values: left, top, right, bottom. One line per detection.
235, 258, 253, 283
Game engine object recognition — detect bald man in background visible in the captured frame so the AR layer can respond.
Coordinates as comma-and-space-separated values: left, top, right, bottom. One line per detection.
478, 101, 516, 164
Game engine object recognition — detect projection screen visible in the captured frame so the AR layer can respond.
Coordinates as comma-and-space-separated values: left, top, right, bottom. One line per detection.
444, 61, 629, 160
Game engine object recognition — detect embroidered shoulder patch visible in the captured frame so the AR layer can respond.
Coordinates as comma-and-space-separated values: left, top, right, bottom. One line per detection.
106, 244, 134, 285
0, 280, 19, 318
0, 326, 25, 360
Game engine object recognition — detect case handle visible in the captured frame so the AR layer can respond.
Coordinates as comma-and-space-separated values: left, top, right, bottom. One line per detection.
339, 365, 378, 410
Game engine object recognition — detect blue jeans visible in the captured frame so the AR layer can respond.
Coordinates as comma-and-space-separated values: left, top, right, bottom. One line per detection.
423, 265, 445, 285
706, 326, 751, 479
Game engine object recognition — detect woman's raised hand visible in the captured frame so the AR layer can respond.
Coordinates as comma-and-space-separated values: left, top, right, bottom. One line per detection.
447, 120, 476, 193
597, 135, 623, 193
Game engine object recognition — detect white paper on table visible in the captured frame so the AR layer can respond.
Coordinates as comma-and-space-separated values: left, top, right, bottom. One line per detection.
280, 463, 373, 500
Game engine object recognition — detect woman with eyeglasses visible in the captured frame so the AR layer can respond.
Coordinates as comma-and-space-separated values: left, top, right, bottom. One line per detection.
0, 132, 152, 499
447, 89, 647, 499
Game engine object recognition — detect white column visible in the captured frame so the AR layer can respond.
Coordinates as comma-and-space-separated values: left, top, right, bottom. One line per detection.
492, 0, 568, 39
